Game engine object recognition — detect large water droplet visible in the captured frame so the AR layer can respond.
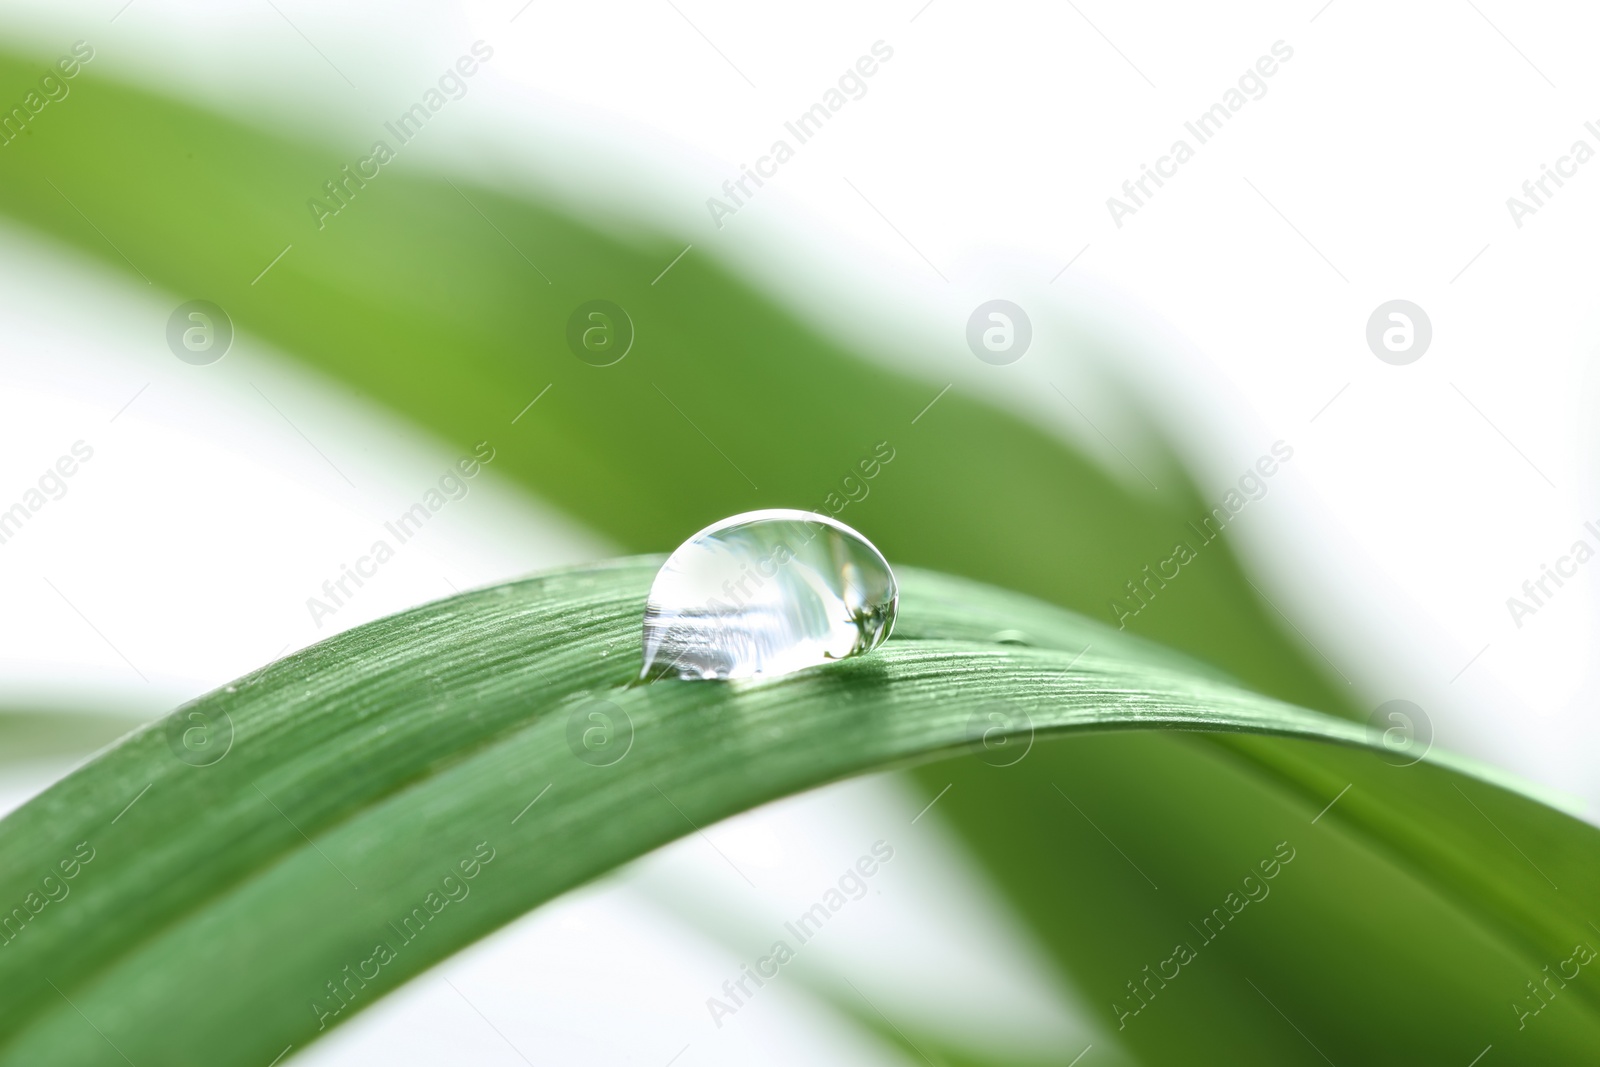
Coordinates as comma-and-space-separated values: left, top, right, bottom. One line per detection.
641, 509, 898, 680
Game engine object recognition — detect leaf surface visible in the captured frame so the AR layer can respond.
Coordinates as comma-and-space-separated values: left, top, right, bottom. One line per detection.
0, 562, 1594, 1065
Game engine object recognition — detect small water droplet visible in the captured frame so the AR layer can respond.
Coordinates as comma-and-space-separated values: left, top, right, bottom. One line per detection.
642, 509, 898, 681
990, 630, 1032, 646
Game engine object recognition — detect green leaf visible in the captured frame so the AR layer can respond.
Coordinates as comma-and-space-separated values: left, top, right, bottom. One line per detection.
3, 55, 1590, 1064
0, 562, 1596, 1065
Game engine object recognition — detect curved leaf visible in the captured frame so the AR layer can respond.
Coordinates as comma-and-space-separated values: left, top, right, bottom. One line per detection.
0, 561, 1595, 1065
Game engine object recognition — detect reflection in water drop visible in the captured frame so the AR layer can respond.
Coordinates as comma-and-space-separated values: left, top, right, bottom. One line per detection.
641, 509, 898, 681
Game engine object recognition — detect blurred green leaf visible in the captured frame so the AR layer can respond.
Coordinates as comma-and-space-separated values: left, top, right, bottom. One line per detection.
0, 710, 142, 767
0, 54, 1335, 716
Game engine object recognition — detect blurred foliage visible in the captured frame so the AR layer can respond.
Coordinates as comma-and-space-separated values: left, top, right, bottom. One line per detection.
0, 54, 1593, 1064
0, 710, 140, 766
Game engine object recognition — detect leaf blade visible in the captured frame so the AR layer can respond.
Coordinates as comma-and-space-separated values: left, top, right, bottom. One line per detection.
0, 561, 1594, 1065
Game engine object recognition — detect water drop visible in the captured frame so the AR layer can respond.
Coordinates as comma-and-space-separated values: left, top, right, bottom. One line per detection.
641, 509, 898, 680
